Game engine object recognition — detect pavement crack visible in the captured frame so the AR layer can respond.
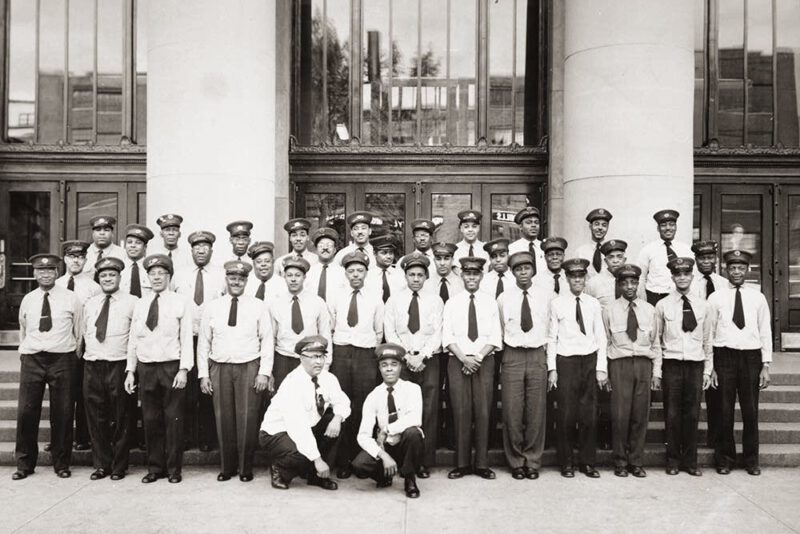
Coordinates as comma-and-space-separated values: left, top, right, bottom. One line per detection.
11, 480, 91, 534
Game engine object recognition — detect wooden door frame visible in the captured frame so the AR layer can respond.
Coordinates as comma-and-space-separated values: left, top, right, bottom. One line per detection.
777, 184, 800, 343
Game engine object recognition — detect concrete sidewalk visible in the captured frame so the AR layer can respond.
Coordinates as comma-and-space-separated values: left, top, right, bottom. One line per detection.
1, 466, 799, 534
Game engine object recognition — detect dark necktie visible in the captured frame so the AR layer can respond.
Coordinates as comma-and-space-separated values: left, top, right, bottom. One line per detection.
553, 273, 560, 294
297, 251, 303, 259
408, 291, 420, 333
528, 242, 538, 276
593, 242, 602, 273
291, 295, 304, 334
256, 280, 266, 301
130, 261, 141, 298
318, 264, 328, 300
733, 286, 746, 329
39, 292, 52, 332
496, 272, 504, 297
682, 295, 698, 332
387, 385, 398, 424
626, 300, 638, 341
468, 294, 478, 341
575, 296, 586, 335
168, 250, 173, 260
468, 244, 474, 257
520, 290, 533, 332
357, 246, 365, 255
228, 296, 238, 327
94, 249, 103, 283
194, 268, 204, 305
347, 290, 359, 327
704, 274, 715, 297
67, 275, 75, 291
95, 294, 111, 342
664, 240, 678, 262
312, 376, 325, 416
439, 277, 449, 303
382, 269, 390, 303
145, 293, 159, 331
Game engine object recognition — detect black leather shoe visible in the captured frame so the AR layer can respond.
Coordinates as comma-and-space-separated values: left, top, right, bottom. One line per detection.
90, 469, 108, 480
44, 443, 52, 452
666, 467, 679, 475
524, 467, 539, 480
110, 473, 125, 481
74, 442, 91, 451
404, 477, 420, 498
716, 466, 731, 475
685, 468, 703, 477
168, 473, 182, 484
628, 466, 646, 478
217, 473, 232, 482
12, 470, 31, 481
614, 466, 628, 477
308, 474, 338, 490
336, 466, 352, 479
416, 465, 430, 479
447, 467, 471, 479
474, 468, 496, 480
746, 466, 761, 476
579, 465, 600, 478
376, 475, 393, 488
239, 473, 253, 482
511, 467, 525, 480
561, 467, 575, 478
141, 472, 165, 483
56, 469, 71, 479
270, 465, 289, 490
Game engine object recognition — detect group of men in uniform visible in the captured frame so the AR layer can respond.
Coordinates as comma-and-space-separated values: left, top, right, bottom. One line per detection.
12, 203, 772, 495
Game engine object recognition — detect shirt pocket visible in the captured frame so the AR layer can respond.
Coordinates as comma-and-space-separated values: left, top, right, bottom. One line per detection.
610, 325, 630, 345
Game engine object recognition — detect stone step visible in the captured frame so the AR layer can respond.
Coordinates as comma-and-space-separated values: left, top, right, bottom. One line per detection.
759, 385, 800, 403
648, 402, 800, 423
0, 400, 50, 420
645, 422, 800, 444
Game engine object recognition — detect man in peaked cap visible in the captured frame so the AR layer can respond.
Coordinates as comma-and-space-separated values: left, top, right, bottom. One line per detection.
172, 230, 227, 451
352, 343, 425, 498
306, 228, 347, 304
150, 214, 192, 276
706, 250, 771, 476
334, 211, 377, 268
586, 239, 629, 310
575, 208, 613, 281
638, 209, 693, 306
602, 264, 657, 478
83, 215, 126, 278
225, 220, 254, 262
483, 238, 511, 299
198, 260, 273, 482
276, 218, 319, 277
121, 224, 156, 299
426, 242, 464, 302
534, 237, 568, 295
497, 251, 554, 480
453, 210, 490, 270
383, 252, 442, 476
654, 257, 713, 477
365, 233, 406, 304
81, 256, 138, 480
259, 335, 351, 491
246, 241, 287, 302
13, 253, 83, 480
509, 206, 546, 277
409, 219, 437, 274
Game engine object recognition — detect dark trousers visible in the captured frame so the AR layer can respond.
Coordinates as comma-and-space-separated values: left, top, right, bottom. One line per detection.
662, 359, 703, 469
352, 427, 425, 481
259, 408, 340, 482
330, 344, 380, 466
556, 353, 598, 468
83, 359, 129, 474
448, 353, 495, 469
501, 345, 547, 469
401, 354, 440, 466
609, 356, 652, 467
597, 388, 612, 449
126, 373, 143, 449
273, 353, 301, 390
438, 352, 454, 449
210, 358, 263, 476
714, 347, 762, 469
139, 360, 186, 476
72, 354, 90, 446
705, 383, 722, 448
16, 352, 76, 473
645, 290, 669, 307
184, 337, 216, 450
544, 390, 558, 448
489, 348, 503, 448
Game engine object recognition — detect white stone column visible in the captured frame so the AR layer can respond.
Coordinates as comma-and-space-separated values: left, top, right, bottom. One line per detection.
561, 0, 695, 258
146, 1, 278, 242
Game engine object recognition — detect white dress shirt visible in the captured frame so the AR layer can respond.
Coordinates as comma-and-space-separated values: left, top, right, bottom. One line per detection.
384, 287, 444, 358
120, 255, 153, 299
653, 291, 713, 378
706, 283, 773, 363
82, 290, 138, 361
603, 297, 658, 364
329, 286, 384, 348
442, 290, 503, 361
575, 241, 606, 280
172, 263, 227, 335
83, 243, 126, 275
357, 379, 422, 458
546, 291, 608, 372
509, 238, 547, 274
333, 243, 376, 268
533, 268, 565, 295
276, 250, 320, 277
497, 283, 553, 348
148, 242, 194, 278
245, 274, 287, 302
364, 265, 406, 303
126, 290, 194, 372
267, 290, 332, 362
689, 270, 728, 301
306, 261, 348, 303
453, 240, 490, 272
18, 286, 83, 354
56, 272, 101, 304
260, 367, 351, 461
423, 271, 464, 301
483, 270, 509, 298
197, 294, 274, 378
586, 269, 617, 310
637, 239, 693, 294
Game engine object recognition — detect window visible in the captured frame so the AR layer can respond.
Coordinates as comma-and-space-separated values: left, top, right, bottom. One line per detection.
5, 0, 148, 145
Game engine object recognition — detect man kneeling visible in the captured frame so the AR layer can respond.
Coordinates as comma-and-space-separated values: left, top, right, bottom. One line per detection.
352, 343, 424, 498
259, 336, 351, 490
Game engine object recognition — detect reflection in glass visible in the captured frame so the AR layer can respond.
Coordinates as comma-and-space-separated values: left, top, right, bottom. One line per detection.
776, 0, 800, 147
491, 193, 535, 241
9, 192, 51, 296
69, 0, 95, 144
718, 0, 745, 145
137, 192, 147, 224
489, 0, 514, 145
694, 0, 705, 146
362, 0, 390, 145
97, 0, 124, 145
747, 0, 773, 146
365, 193, 406, 252
304, 193, 347, 250
7, 0, 36, 142
135, 0, 148, 144
419, 0, 448, 146
446, 0, 476, 146
431, 193, 471, 244
693, 193, 702, 242
38, 0, 67, 144
720, 194, 761, 288
77, 192, 119, 242
788, 196, 800, 298
391, 0, 419, 145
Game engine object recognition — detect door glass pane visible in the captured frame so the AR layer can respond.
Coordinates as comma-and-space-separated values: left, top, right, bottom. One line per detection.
97, 0, 124, 145
693, 193, 702, 241
38, 0, 67, 144
776, 0, 800, 147
135, 0, 148, 144
76, 192, 120, 242
430, 193, 471, 244
304, 193, 347, 250
694, 0, 705, 147
362, 0, 390, 145
7, 0, 36, 143
788, 196, 800, 298
8, 191, 52, 296
137, 192, 147, 224
448, 0, 476, 145
489, 0, 514, 145
491, 193, 536, 241
68, 0, 95, 144
747, 0, 773, 146
419, 0, 448, 146
391, 0, 419, 145
718, 0, 745, 146
720, 194, 761, 288
365, 193, 406, 252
